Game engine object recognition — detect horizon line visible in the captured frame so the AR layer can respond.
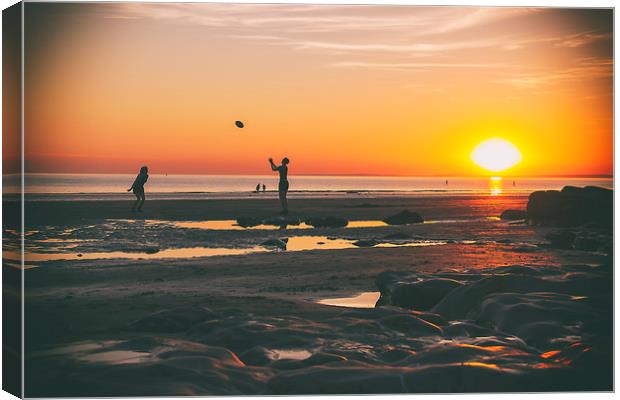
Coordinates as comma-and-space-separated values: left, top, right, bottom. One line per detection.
11, 172, 615, 179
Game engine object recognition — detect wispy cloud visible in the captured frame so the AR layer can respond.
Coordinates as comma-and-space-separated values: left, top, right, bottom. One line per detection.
109, 3, 532, 35
496, 58, 612, 88
501, 29, 613, 51
420, 7, 539, 36
98, 3, 612, 90
329, 61, 508, 72
554, 31, 613, 48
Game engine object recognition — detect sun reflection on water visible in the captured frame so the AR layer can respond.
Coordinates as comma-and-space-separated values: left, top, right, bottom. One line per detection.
489, 177, 503, 196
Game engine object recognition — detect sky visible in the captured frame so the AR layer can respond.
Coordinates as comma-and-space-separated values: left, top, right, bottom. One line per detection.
22, 3, 613, 176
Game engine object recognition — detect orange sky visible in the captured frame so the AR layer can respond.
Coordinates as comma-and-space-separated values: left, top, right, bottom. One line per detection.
23, 4, 613, 176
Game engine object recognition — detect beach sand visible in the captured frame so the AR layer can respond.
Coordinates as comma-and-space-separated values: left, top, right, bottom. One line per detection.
4, 194, 612, 395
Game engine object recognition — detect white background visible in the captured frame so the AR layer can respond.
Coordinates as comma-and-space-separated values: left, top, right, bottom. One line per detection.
0, 0, 616, 399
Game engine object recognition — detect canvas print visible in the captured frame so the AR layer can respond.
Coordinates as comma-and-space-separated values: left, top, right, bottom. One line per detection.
2, 1, 614, 397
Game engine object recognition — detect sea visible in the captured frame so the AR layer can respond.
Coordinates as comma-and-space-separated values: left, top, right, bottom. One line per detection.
3, 173, 613, 201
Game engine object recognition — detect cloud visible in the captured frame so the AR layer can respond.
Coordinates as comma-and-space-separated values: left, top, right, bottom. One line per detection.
108, 3, 531, 35
329, 61, 507, 71
95, 3, 612, 87
496, 57, 612, 88
502, 30, 612, 51
555, 31, 613, 48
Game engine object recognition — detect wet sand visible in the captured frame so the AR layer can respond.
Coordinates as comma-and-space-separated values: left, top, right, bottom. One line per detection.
7, 194, 528, 226
5, 195, 612, 395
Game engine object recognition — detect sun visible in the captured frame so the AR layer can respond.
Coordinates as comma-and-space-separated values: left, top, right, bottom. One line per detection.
471, 138, 522, 172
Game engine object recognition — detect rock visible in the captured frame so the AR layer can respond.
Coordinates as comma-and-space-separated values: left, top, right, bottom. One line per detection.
239, 346, 274, 366
430, 273, 593, 320
262, 217, 302, 227
120, 246, 160, 254
261, 238, 288, 249
353, 239, 380, 248
474, 292, 593, 347
545, 231, 576, 249
500, 209, 526, 220
383, 210, 424, 225
236, 217, 263, 228
375, 271, 462, 311
375, 271, 411, 296
527, 186, 612, 227
304, 217, 348, 228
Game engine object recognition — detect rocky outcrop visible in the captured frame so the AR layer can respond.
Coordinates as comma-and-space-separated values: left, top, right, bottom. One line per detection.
375, 271, 462, 311
261, 238, 288, 249
353, 239, 380, 248
526, 186, 612, 227
500, 209, 526, 220
236, 217, 263, 228
382, 210, 424, 225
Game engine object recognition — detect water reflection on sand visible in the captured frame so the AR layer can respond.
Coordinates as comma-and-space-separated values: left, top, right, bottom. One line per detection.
149, 219, 389, 230
317, 292, 381, 308
5, 236, 449, 264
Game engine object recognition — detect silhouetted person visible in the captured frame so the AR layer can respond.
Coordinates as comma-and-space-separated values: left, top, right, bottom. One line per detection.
256, 183, 261, 193
445, 179, 448, 185
262, 184, 266, 192
513, 180, 516, 187
269, 157, 289, 215
127, 166, 148, 212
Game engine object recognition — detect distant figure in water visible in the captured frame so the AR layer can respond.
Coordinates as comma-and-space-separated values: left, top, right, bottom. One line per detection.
445, 179, 449, 185
262, 184, 266, 192
513, 180, 516, 187
256, 183, 261, 193
127, 166, 148, 212
269, 157, 289, 215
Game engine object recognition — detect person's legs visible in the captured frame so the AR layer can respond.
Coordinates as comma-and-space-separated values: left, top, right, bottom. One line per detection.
131, 193, 140, 212
279, 190, 288, 215
278, 180, 289, 215
137, 193, 145, 211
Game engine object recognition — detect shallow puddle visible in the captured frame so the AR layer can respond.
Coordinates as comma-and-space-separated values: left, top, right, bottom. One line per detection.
78, 350, 152, 365
285, 236, 361, 251
317, 292, 381, 308
10, 236, 449, 264
33, 340, 153, 365
148, 219, 389, 230
168, 220, 313, 230
7, 247, 265, 263
270, 349, 313, 361
124, 218, 486, 230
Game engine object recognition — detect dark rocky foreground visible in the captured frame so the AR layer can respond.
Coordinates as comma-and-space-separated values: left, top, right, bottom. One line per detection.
17, 192, 613, 395
25, 257, 612, 396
